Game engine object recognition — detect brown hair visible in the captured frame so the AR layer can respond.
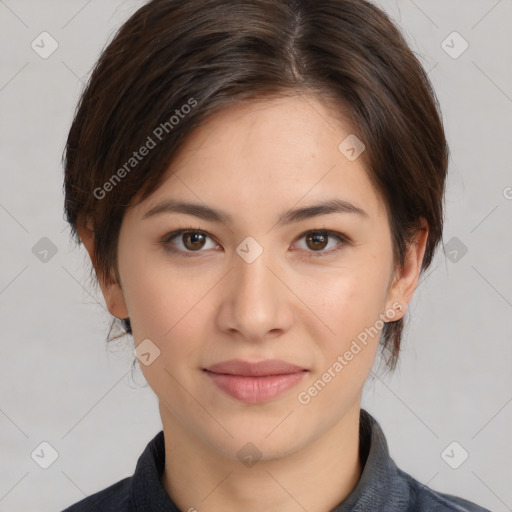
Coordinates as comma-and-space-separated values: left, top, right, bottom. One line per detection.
63, 0, 449, 371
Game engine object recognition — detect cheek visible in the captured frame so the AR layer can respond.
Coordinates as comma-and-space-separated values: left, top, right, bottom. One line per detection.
119, 247, 224, 372
119, 235, 190, 315
295, 265, 389, 413
310, 256, 391, 332
123, 260, 211, 396
298, 251, 393, 383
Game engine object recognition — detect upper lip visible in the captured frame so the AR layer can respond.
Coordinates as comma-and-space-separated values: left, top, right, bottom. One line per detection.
204, 359, 308, 377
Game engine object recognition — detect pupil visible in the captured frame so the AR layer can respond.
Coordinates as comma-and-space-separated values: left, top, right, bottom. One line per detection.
186, 232, 204, 250
308, 232, 327, 250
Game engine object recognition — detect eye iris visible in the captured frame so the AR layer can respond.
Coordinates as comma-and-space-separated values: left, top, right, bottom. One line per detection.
183, 232, 206, 250
306, 232, 328, 251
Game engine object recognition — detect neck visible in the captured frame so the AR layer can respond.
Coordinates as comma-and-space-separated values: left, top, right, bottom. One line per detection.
159, 402, 363, 512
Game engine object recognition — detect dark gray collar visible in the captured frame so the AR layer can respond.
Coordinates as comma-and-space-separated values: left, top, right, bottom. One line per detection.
332, 408, 407, 511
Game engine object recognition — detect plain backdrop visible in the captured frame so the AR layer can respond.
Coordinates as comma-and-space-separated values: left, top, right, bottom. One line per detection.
0, 1, 511, 511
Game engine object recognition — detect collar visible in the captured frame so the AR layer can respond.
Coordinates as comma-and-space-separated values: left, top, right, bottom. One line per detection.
129, 408, 403, 511
332, 408, 407, 511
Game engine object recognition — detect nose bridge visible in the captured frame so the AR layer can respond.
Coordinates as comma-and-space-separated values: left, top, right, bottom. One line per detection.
234, 243, 278, 310
220, 240, 289, 338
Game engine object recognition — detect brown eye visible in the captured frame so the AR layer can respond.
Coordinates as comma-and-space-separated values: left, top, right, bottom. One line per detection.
182, 231, 207, 251
162, 229, 217, 257
294, 229, 352, 258
305, 231, 329, 251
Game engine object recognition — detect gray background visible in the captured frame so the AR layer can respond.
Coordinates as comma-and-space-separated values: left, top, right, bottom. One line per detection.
1, 0, 511, 511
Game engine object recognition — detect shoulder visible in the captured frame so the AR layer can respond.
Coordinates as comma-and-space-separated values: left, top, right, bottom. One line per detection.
398, 468, 492, 512
60, 476, 131, 512
60, 430, 168, 512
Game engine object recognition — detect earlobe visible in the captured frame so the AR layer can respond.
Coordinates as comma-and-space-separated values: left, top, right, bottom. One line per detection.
385, 219, 429, 321
104, 279, 130, 320
77, 219, 95, 256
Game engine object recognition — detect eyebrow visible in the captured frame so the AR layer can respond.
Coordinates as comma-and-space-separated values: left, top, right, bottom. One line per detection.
142, 198, 369, 226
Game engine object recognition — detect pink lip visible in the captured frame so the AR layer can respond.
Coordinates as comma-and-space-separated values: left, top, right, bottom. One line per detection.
204, 359, 308, 404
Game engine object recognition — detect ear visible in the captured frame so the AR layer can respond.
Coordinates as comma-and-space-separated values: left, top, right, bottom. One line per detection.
384, 218, 429, 321
76, 219, 129, 320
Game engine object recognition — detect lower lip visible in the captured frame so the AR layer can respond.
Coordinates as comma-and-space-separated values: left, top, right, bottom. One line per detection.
205, 370, 307, 404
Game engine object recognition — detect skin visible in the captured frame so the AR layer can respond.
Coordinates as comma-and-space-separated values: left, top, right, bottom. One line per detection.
78, 93, 428, 512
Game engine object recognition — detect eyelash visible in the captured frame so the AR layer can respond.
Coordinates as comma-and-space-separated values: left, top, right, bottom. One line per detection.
160, 227, 353, 259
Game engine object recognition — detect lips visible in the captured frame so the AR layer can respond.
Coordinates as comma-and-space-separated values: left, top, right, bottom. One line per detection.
203, 359, 309, 404
204, 358, 307, 377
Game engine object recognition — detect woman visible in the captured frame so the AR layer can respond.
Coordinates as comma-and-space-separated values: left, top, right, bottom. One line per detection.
61, 0, 491, 510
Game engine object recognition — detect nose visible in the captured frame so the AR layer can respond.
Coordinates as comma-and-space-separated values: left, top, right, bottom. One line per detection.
215, 245, 294, 343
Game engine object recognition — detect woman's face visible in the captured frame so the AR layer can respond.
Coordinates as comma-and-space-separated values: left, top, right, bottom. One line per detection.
95, 93, 423, 460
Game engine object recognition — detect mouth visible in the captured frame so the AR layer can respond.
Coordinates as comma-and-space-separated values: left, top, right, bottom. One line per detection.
203, 359, 309, 403
204, 358, 307, 377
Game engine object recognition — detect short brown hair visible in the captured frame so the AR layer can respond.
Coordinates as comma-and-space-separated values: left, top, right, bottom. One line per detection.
63, 0, 449, 371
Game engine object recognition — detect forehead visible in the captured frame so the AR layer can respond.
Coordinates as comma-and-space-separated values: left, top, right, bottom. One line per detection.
176, 93, 354, 161
131, 93, 386, 223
